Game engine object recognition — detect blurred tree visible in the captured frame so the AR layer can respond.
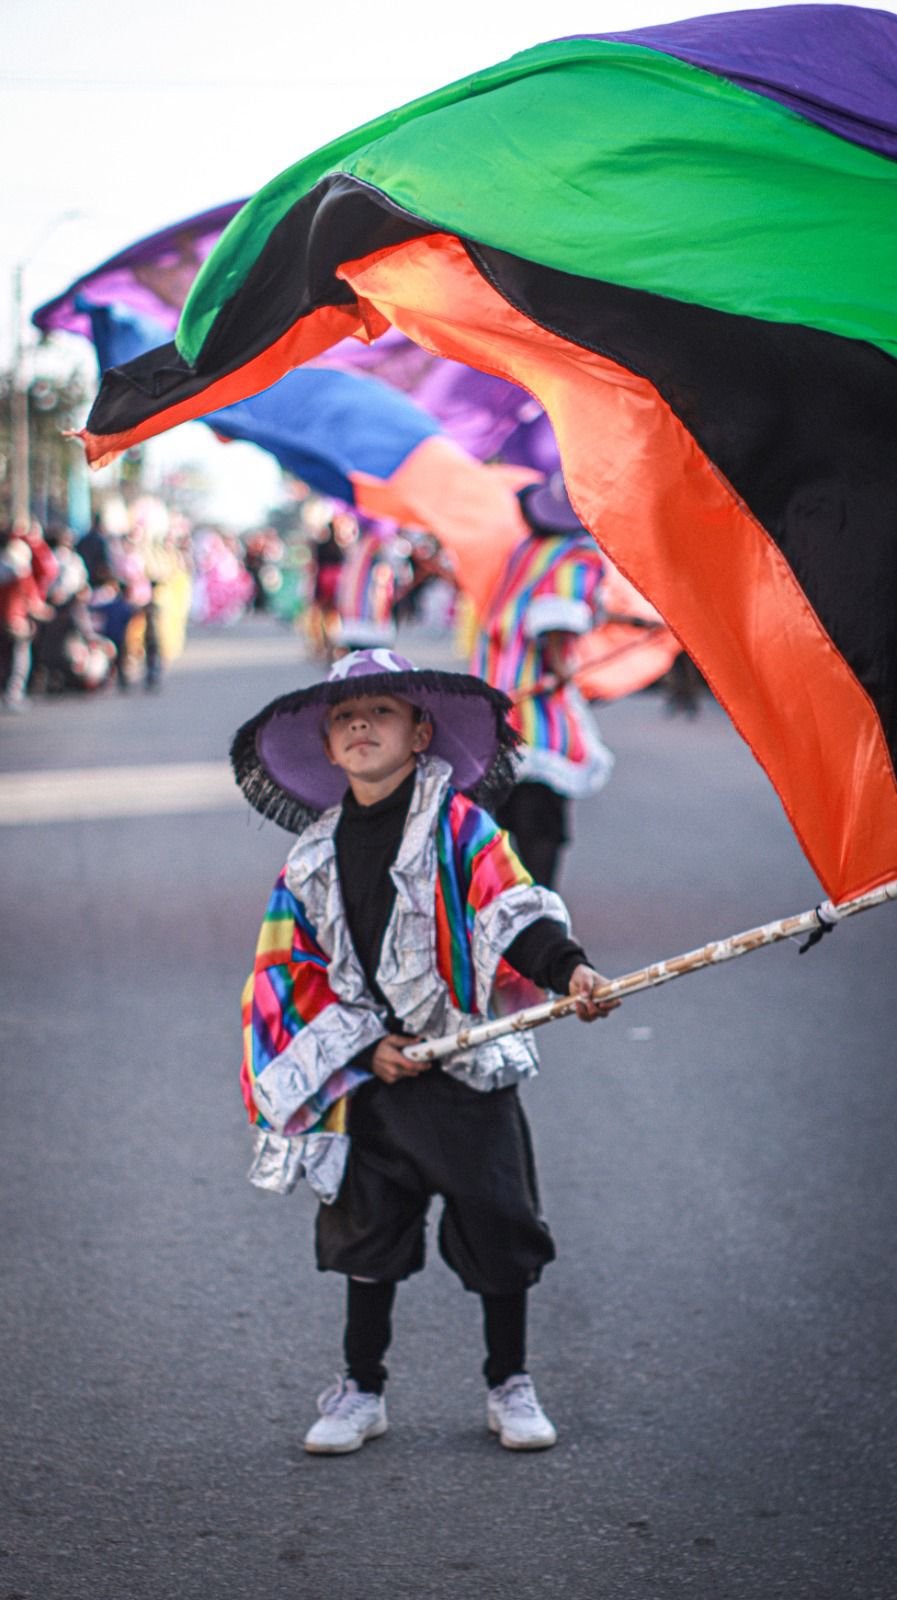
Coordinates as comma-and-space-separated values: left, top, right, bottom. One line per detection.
0, 365, 90, 526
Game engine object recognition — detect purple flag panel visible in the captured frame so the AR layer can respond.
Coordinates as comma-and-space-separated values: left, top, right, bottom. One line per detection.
590, 5, 897, 159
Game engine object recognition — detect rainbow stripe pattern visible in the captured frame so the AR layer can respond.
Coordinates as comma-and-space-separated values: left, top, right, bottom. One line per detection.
474, 533, 604, 770
240, 870, 370, 1134
336, 527, 399, 639
434, 789, 533, 1015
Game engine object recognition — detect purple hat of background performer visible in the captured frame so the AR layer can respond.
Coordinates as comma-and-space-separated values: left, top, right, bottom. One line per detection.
230, 648, 520, 831
519, 471, 589, 537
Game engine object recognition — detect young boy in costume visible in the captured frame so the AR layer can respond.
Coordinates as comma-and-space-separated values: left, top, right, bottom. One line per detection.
232, 648, 615, 1455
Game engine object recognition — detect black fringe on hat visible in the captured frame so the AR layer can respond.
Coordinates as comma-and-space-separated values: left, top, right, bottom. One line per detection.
230, 669, 521, 834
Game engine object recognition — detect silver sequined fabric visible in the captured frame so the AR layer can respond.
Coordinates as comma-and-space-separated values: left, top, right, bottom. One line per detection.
247, 1128, 349, 1201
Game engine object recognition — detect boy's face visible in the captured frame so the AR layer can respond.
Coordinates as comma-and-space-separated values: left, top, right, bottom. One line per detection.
324, 693, 432, 795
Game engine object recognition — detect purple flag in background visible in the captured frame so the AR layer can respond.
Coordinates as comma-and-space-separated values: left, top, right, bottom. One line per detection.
316, 329, 560, 471
32, 201, 245, 342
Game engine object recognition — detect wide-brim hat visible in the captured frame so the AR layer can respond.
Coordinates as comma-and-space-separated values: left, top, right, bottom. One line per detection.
520, 471, 588, 536
230, 647, 520, 832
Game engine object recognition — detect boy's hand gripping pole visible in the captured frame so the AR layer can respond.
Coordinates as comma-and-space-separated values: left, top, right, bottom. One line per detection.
405, 881, 897, 1064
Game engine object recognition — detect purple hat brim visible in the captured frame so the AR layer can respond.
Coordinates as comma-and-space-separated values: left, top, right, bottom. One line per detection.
231, 670, 519, 831
520, 480, 587, 536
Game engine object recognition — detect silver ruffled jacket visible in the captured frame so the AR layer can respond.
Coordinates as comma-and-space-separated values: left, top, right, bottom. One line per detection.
248, 755, 569, 1202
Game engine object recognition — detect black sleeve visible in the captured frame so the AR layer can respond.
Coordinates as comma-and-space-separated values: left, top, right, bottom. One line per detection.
348, 1014, 418, 1073
348, 1039, 382, 1074
504, 916, 590, 995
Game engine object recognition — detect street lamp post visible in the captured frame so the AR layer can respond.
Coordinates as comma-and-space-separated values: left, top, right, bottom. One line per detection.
11, 262, 29, 527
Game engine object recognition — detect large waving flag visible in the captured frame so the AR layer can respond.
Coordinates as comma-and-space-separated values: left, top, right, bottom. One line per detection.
38, 205, 666, 684
36, 228, 535, 616
34, 198, 555, 472
42, 227, 669, 685
78, 6, 897, 904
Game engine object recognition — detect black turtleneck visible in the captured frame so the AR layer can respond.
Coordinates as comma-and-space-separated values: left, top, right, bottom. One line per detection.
336, 767, 417, 1027
334, 768, 589, 1047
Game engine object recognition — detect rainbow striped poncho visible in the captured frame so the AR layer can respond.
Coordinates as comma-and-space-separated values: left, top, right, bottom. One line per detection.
334, 525, 403, 648
474, 533, 614, 799
241, 755, 568, 1199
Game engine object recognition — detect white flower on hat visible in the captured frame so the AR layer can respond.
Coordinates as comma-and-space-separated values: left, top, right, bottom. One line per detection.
327, 647, 414, 681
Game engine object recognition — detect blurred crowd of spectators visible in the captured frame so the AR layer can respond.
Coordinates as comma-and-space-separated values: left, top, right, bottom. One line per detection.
0, 512, 193, 711
0, 498, 461, 714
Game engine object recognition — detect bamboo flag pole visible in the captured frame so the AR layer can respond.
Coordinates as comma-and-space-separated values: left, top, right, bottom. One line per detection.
406, 880, 897, 1064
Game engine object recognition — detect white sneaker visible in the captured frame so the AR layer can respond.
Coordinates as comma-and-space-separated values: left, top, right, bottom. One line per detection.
487, 1374, 557, 1450
303, 1376, 388, 1455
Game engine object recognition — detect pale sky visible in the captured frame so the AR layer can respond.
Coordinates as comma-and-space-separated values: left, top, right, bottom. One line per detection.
5, 0, 890, 523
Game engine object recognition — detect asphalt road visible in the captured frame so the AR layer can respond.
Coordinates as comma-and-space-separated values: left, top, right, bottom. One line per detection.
2, 618, 896, 1600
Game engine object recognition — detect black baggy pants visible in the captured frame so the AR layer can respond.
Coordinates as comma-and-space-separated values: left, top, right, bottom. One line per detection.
316, 1068, 555, 1296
